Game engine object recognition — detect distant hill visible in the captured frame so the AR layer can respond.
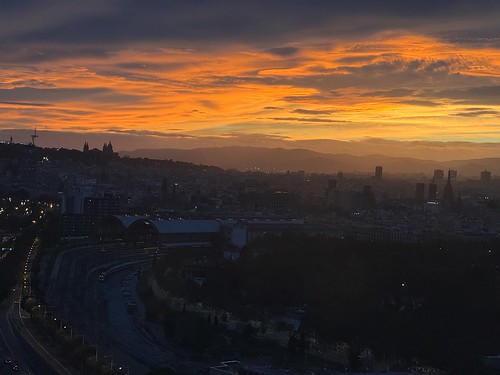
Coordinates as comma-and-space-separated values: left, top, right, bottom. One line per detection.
119, 146, 500, 178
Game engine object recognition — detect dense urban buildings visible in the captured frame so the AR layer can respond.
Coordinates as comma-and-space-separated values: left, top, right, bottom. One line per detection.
1, 141, 500, 375
3, 141, 500, 243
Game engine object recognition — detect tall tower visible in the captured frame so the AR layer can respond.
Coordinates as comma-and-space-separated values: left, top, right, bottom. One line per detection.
428, 182, 437, 201
30, 126, 38, 146
375, 166, 383, 180
442, 169, 455, 207
433, 169, 444, 181
481, 170, 491, 184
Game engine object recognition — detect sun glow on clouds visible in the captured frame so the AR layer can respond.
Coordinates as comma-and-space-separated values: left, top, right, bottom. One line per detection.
1, 34, 500, 142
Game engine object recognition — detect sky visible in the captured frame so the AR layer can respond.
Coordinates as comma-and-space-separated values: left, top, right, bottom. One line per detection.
2, 0, 500, 158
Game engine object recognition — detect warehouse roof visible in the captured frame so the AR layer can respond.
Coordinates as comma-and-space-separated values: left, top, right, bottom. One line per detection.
150, 219, 221, 234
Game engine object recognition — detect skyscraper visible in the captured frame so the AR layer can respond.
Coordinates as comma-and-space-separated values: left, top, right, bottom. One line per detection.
375, 166, 383, 180
442, 170, 455, 207
433, 169, 444, 181
480, 170, 491, 183
428, 183, 437, 201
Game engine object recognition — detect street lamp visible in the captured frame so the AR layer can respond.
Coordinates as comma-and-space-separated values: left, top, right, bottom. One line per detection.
104, 355, 114, 370
118, 365, 130, 375
75, 335, 85, 345
89, 345, 98, 363
37, 304, 47, 316
63, 325, 73, 337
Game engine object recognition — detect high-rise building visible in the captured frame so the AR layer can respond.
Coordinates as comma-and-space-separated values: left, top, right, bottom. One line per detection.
325, 179, 337, 205
428, 183, 437, 201
375, 166, 383, 180
449, 169, 458, 179
415, 183, 425, 203
83, 194, 120, 217
481, 170, 491, 183
433, 169, 444, 181
442, 170, 455, 207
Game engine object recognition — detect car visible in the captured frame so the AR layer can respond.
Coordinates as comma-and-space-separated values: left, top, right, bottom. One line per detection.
4, 359, 12, 365
98, 272, 106, 282
11, 364, 19, 371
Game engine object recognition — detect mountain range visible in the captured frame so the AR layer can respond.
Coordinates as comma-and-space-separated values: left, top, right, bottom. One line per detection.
119, 146, 500, 178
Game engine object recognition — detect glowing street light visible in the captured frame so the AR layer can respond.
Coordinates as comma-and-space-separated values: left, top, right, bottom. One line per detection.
63, 325, 73, 337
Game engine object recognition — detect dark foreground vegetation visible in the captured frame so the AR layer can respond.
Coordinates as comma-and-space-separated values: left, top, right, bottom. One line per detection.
152, 233, 500, 375
21, 295, 125, 375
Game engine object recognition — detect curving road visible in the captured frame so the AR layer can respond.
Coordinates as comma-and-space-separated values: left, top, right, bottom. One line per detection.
44, 243, 187, 374
0, 237, 73, 375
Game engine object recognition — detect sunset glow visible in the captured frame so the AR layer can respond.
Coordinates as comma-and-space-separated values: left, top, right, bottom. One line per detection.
2, 1, 500, 153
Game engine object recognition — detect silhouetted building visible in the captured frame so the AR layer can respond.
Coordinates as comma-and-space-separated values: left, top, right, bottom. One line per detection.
428, 183, 437, 201
60, 215, 94, 238
102, 141, 115, 160
375, 166, 383, 180
442, 170, 455, 207
433, 169, 444, 181
255, 191, 297, 212
357, 185, 375, 210
83, 194, 119, 217
481, 170, 491, 183
60, 182, 96, 214
102, 141, 113, 154
415, 182, 425, 203
128, 219, 221, 248
337, 170, 344, 179
325, 179, 337, 206
449, 169, 458, 179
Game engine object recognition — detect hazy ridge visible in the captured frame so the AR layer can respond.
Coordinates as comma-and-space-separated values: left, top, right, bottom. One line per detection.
119, 146, 500, 178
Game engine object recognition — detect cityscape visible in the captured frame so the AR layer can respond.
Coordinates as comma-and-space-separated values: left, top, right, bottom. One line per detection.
0, 138, 499, 375
2, 1, 500, 375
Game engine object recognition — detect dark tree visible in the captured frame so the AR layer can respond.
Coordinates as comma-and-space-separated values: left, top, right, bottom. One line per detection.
298, 333, 307, 356
287, 335, 298, 356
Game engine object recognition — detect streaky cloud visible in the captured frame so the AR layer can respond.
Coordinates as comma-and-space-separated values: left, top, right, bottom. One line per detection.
270, 117, 348, 123
292, 108, 336, 115
265, 47, 300, 56
0, 101, 53, 107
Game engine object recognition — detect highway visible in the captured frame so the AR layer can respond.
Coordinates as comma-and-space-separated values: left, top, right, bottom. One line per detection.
0, 291, 39, 375
0, 236, 73, 375
0, 286, 75, 375
0, 240, 200, 375
44, 243, 182, 374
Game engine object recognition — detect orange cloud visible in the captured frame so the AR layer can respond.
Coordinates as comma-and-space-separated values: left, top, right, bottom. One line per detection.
1, 34, 500, 143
